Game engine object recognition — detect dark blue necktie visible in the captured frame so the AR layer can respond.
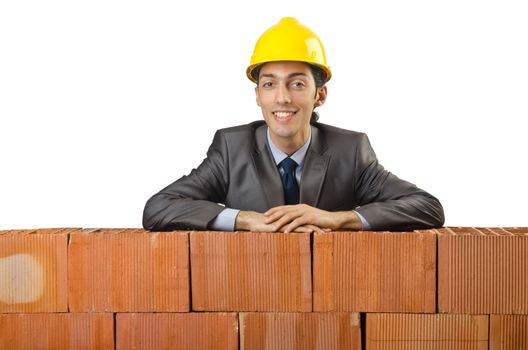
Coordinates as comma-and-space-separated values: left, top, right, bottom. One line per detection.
279, 157, 299, 205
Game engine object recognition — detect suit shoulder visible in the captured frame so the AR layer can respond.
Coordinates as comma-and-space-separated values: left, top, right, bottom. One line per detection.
215, 120, 265, 138
211, 121, 265, 152
314, 122, 368, 143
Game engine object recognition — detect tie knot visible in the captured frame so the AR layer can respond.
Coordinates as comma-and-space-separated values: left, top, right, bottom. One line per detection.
279, 157, 297, 173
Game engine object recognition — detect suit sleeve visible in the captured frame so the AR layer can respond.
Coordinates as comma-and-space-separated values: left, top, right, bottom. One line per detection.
353, 134, 445, 231
142, 130, 230, 231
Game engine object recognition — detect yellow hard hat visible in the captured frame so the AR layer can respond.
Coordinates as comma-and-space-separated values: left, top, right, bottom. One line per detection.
247, 17, 332, 83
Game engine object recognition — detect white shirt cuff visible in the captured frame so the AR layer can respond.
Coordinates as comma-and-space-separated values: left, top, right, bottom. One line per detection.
209, 208, 240, 231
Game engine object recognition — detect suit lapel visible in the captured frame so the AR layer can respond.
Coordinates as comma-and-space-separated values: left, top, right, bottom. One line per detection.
300, 125, 330, 207
251, 125, 284, 208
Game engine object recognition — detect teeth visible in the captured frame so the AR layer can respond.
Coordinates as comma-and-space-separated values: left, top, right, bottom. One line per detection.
274, 112, 294, 118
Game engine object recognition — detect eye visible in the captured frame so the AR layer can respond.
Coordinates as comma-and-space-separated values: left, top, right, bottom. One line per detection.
261, 81, 273, 88
291, 81, 306, 88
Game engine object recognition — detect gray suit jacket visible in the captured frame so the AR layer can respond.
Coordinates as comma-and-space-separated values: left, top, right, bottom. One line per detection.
143, 121, 444, 231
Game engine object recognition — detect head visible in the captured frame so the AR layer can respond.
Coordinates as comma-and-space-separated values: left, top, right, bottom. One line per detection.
247, 17, 332, 152
255, 61, 328, 153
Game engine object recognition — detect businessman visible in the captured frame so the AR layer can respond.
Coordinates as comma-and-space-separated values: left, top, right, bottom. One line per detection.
143, 17, 444, 233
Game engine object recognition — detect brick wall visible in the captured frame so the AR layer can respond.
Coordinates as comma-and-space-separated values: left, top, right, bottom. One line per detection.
1, 227, 527, 349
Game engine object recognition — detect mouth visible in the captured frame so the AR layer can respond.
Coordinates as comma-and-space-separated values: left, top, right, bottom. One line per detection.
272, 111, 297, 122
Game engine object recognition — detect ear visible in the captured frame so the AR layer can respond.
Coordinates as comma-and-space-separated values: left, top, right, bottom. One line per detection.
255, 86, 262, 107
314, 85, 327, 107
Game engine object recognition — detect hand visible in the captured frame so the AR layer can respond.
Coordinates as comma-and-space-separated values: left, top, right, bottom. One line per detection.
235, 210, 327, 233
264, 204, 363, 233
235, 211, 278, 232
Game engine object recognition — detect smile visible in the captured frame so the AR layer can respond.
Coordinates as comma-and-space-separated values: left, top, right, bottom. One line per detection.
273, 111, 297, 121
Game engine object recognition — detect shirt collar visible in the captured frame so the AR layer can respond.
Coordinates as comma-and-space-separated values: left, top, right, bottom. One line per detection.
266, 127, 312, 167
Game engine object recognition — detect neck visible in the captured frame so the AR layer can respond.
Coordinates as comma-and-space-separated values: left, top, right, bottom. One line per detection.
270, 127, 310, 156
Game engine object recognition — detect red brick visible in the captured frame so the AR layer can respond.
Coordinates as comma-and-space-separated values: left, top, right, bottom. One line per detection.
0, 313, 114, 349
313, 231, 436, 312
437, 227, 528, 313
240, 312, 361, 350
366, 313, 488, 349
0, 228, 74, 312
490, 314, 528, 349
68, 228, 189, 312
116, 312, 238, 350
191, 232, 311, 311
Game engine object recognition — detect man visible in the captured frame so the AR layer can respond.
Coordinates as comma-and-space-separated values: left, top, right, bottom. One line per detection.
143, 17, 444, 232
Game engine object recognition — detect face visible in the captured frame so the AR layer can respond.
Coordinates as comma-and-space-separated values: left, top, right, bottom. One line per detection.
255, 61, 327, 151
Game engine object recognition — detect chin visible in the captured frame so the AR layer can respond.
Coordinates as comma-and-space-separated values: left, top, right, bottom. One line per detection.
270, 126, 294, 138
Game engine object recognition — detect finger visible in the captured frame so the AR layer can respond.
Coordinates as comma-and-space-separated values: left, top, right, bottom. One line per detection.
264, 208, 278, 217
264, 205, 291, 216
292, 226, 314, 233
306, 224, 331, 233
278, 222, 309, 233
266, 223, 281, 233
302, 224, 325, 233
267, 207, 305, 226
291, 224, 325, 233
264, 207, 298, 223
264, 210, 288, 224
265, 204, 306, 217
283, 217, 311, 233
272, 211, 304, 230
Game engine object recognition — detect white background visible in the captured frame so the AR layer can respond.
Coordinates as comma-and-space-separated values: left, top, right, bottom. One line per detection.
1, 0, 527, 230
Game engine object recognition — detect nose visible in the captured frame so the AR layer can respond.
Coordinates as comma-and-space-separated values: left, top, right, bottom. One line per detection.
275, 83, 291, 104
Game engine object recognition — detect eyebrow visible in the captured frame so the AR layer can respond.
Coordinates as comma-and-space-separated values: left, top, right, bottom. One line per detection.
260, 72, 309, 79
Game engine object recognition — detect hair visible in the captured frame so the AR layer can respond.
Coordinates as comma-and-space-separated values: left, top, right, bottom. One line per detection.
308, 65, 325, 123
253, 63, 326, 124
